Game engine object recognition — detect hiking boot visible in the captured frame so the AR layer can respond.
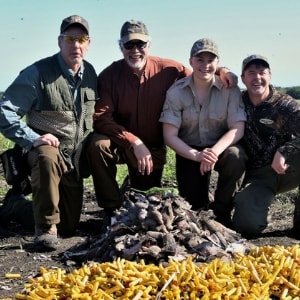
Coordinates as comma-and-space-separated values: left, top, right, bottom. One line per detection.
34, 224, 58, 251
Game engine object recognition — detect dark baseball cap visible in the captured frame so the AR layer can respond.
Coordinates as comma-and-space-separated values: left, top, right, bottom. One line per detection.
60, 15, 89, 35
120, 20, 149, 43
242, 54, 269, 73
190, 38, 219, 58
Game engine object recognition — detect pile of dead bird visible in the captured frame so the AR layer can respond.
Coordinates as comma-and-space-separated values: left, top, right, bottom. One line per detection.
62, 189, 251, 265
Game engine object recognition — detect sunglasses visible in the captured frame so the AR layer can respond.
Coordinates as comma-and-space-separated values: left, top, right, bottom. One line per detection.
60, 34, 90, 45
123, 40, 148, 50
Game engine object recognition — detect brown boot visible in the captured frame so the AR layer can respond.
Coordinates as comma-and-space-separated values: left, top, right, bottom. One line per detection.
34, 224, 58, 251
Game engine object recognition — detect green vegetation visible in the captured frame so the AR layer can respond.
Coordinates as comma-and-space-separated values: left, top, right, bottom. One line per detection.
276, 86, 300, 99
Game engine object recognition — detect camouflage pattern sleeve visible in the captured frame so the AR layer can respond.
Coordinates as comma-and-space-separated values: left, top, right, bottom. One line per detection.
242, 86, 300, 168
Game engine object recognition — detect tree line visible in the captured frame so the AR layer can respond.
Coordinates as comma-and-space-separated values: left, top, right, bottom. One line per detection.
277, 86, 300, 99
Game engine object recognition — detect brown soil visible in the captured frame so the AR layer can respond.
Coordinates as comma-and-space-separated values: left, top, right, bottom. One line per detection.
0, 179, 299, 299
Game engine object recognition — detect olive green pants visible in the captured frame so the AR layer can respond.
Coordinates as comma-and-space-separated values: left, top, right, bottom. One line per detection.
27, 145, 83, 236
232, 150, 300, 235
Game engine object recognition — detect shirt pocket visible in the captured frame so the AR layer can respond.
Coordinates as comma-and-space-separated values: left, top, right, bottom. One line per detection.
181, 106, 199, 128
84, 89, 96, 130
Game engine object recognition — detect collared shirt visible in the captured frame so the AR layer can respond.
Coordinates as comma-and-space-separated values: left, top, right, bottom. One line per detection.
159, 75, 246, 147
93, 56, 191, 149
242, 85, 300, 168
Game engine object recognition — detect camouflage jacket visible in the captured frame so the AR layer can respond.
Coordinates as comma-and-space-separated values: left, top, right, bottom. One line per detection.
242, 85, 300, 169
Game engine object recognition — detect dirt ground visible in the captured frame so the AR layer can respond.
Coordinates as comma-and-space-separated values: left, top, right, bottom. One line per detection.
0, 180, 299, 299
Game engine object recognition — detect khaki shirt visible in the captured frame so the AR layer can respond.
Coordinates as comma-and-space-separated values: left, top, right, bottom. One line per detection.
159, 75, 246, 147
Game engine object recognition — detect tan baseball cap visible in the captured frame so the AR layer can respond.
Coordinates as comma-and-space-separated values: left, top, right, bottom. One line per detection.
120, 20, 149, 43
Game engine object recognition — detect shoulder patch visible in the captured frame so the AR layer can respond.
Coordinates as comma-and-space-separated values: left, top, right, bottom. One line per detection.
259, 118, 274, 125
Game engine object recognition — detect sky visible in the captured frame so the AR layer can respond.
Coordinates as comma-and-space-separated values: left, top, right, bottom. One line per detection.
1, 0, 299, 91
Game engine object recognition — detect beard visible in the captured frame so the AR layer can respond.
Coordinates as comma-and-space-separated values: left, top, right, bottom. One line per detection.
126, 57, 146, 71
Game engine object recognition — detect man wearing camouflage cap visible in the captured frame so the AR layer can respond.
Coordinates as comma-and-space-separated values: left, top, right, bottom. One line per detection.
86, 21, 238, 221
232, 54, 300, 238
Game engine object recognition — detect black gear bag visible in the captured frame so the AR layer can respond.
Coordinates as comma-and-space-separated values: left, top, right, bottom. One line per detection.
0, 145, 31, 194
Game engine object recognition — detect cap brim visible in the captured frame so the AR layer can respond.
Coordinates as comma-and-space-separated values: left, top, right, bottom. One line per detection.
121, 33, 149, 43
242, 59, 269, 73
61, 23, 89, 35
193, 50, 219, 58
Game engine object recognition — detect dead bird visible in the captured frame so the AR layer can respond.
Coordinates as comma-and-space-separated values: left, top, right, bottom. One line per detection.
142, 205, 168, 232
161, 198, 175, 230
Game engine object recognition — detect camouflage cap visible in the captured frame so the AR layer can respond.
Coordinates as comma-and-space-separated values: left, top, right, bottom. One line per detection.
190, 38, 219, 58
120, 20, 149, 43
242, 54, 269, 73
60, 15, 89, 35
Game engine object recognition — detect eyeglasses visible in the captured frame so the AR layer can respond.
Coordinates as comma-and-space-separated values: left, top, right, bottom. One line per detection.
123, 40, 148, 50
60, 34, 90, 45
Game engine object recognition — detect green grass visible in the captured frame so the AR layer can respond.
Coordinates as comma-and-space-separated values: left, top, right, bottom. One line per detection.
0, 138, 14, 149
0, 136, 14, 197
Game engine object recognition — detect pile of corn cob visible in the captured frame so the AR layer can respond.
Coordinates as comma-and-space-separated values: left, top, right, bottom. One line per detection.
12, 244, 300, 299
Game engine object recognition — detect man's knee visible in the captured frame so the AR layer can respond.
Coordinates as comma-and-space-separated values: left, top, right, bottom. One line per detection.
225, 144, 246, 158
233, 212, 265, 235
86, 133, 115, 168
218, 145, 247, 174
87, 133, 110, 152
28, 145, 66, 172
233, 193, 267, 235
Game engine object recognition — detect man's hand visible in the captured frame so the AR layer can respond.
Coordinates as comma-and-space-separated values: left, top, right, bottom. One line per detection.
271, 150, 289, 174
33, 133, 60, 148
131, 139, 153, 175
219, 68, 238, 88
